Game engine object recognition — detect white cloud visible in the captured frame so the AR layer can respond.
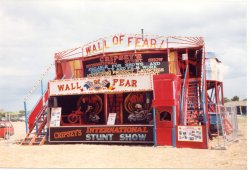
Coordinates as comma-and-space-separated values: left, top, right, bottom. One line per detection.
223, 75, 247, 100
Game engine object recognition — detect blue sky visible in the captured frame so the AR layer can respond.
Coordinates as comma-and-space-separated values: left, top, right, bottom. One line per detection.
0, 0, 247, 112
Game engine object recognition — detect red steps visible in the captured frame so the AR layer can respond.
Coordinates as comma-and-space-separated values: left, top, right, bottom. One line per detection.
21, 89, 49, 146
186, 80, 201, 125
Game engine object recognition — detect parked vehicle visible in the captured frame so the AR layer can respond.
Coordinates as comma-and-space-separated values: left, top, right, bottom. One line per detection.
18, 116, 25, 122
0, 117, 6, 121
11, 117, 19, 122
0, 121, 14, 139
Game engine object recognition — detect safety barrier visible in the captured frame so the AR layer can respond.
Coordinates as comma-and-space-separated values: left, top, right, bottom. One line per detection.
211, 105, 238, 150
223, 106, 238, 143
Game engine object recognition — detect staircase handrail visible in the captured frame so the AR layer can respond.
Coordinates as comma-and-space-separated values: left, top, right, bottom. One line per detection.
200, 48, 207, 124
24, 63, 55, 134
24, 63, 54, 102
34, 104, 48, 133
180, 63, 189, 125
28, 104, 48, 134
200, 46, 208, 148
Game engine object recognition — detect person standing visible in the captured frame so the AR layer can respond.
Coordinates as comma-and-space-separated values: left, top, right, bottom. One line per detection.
79, 97, 92, 123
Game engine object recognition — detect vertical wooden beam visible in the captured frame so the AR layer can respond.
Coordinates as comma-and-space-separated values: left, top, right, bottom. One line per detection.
215, 81, 219, 105
104, 94, 108, 124
221, 82, 224, 105
120, 99, 123, 124
153, 108, 157, 147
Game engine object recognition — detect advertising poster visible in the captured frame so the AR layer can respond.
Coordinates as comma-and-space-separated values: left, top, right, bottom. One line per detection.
178, 126, 203, 142
50, 107, 62, 127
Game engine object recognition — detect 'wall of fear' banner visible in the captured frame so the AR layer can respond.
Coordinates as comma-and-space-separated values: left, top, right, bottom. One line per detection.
49, 74, 153, 96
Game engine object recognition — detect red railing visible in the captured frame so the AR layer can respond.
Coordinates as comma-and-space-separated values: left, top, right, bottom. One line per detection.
28, 89, 49, 131
23, 63, 55, 134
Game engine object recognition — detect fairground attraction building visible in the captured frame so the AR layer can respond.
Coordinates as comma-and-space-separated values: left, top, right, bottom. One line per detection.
21, 34, 238, 149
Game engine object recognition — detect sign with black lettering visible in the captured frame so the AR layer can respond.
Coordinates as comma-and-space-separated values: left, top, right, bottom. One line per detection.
49, 125, 154, 144
107, 113, 117, 125
83, 53, 168, 77
50, 107, 62, 127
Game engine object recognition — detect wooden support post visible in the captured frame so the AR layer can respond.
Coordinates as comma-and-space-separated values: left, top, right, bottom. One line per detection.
104, 94, 108, 124
153, 108, 157, 147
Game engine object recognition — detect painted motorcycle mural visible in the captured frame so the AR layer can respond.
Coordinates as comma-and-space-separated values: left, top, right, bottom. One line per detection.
66, 94, 104, 124
124, 92, 153, 124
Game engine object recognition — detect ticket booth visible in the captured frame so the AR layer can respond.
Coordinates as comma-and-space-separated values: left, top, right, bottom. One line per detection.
155, 106, 173, 145
153, 74, 181, 146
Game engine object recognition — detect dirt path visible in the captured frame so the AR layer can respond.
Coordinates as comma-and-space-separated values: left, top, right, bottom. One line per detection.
0, 116, 246, 169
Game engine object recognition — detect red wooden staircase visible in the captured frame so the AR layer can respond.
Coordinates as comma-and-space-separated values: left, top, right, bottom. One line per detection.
21, 89, 49, 145
21, 63, 55, 146
186, 80, 202, 125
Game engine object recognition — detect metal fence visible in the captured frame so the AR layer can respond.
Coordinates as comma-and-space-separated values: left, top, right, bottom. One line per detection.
2, 113, 11, 145
211, 105, 238, 150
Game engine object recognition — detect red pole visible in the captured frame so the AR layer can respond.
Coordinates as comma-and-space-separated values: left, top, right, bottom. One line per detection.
221, 83, 224, 105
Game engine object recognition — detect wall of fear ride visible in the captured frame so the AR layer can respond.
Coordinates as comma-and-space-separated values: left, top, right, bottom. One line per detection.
23, 35, 229, 148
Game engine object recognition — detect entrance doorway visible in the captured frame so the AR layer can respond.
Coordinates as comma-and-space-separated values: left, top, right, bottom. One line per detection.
107, 93, 123, 124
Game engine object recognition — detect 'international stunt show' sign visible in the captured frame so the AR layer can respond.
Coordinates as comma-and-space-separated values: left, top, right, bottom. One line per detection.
49, 125, 153, 144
